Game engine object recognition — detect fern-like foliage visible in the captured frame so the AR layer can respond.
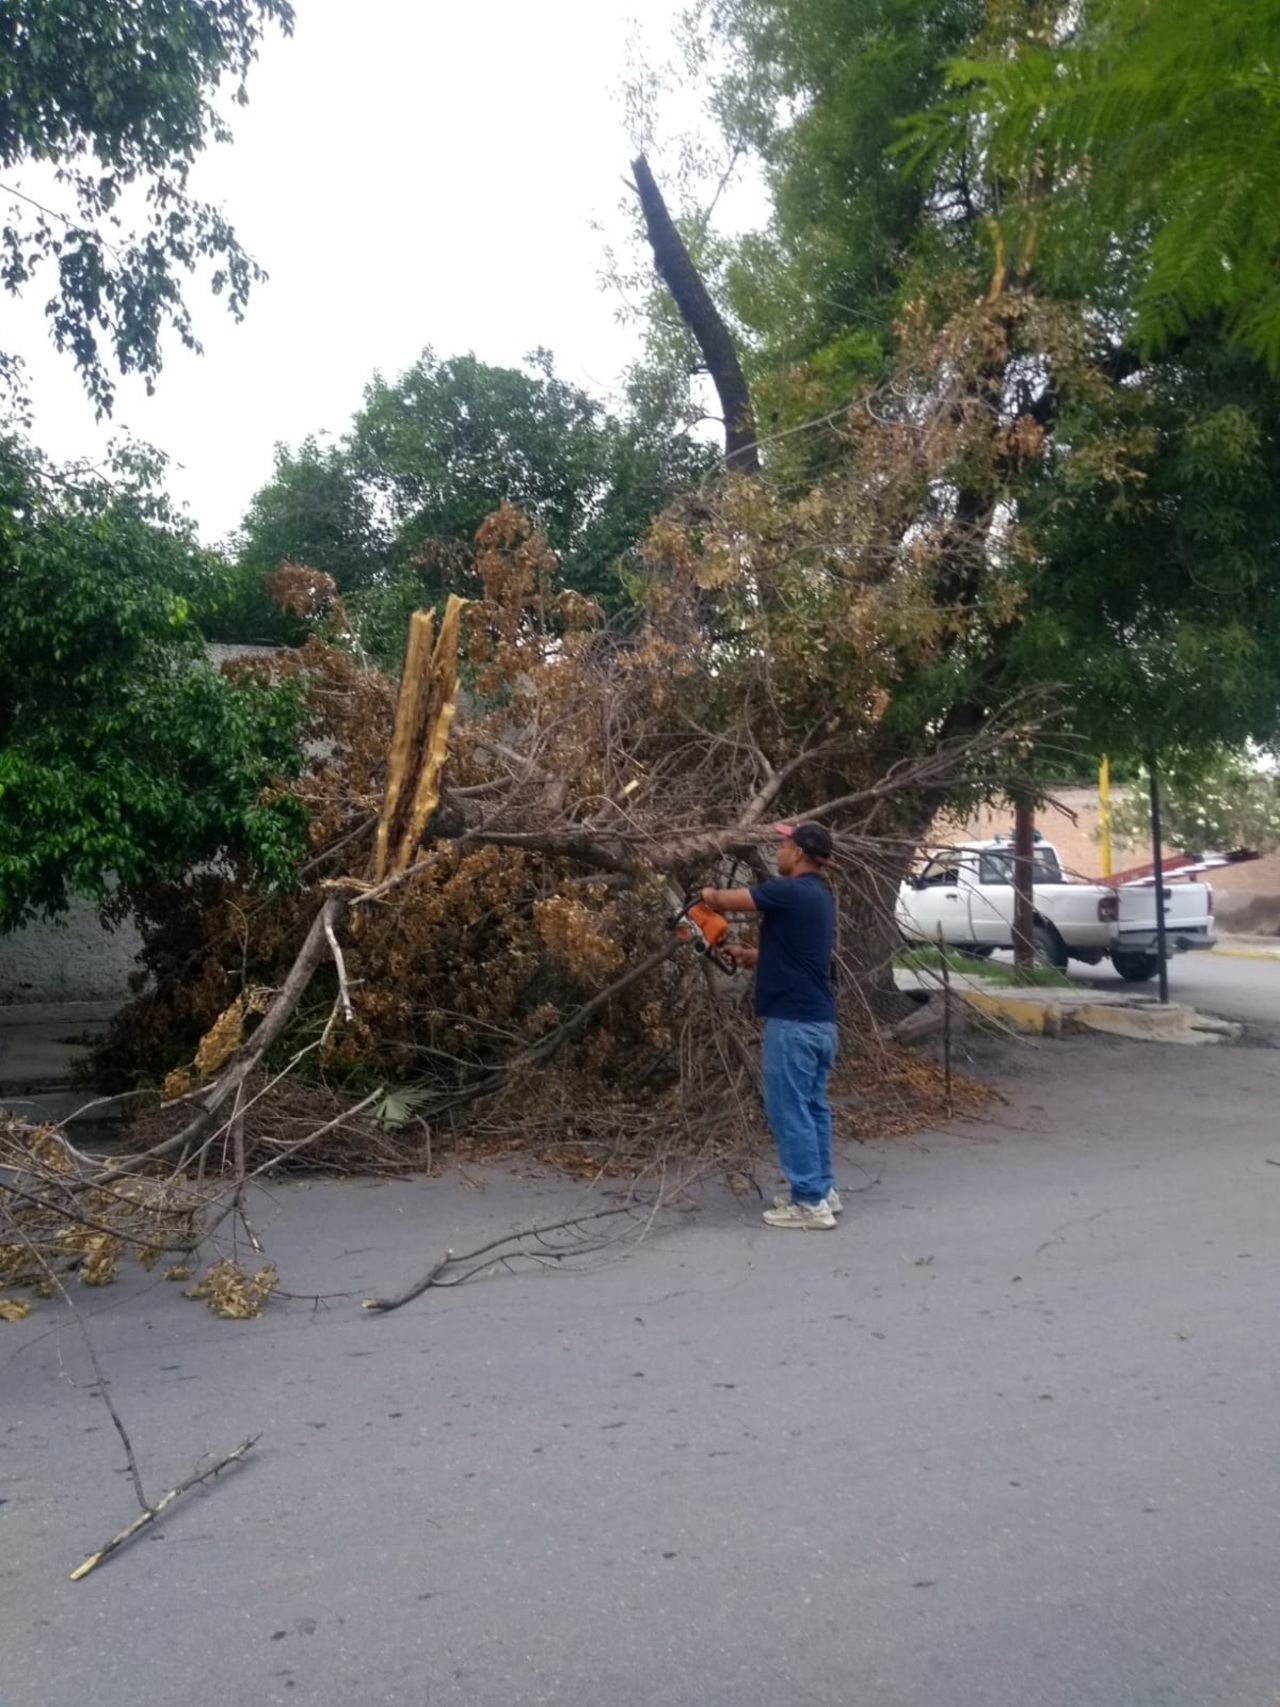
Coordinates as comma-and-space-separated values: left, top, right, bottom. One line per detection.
914, 0, 1280, 368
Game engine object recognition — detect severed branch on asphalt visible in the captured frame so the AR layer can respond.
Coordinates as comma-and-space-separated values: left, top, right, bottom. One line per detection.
70, 1436, 259, 1581
3, 1226, 266, 1585
361, 1203, 655, 1313
71, 1297, 149, 1512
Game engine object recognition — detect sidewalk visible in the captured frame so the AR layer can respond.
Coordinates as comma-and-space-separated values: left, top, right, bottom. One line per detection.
1212, 933, 1280, 961
0, 1000, 123, 1128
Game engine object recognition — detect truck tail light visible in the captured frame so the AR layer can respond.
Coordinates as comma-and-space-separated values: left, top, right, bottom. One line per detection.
1097, 894, 1119, 923
1207, 887, 1214, 916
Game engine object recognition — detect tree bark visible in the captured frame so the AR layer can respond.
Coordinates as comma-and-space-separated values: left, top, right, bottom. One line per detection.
1011, 797, 1036, 971
631, 154, 759, 474
83, 895, 352, 1189
837, 800, 936, 1024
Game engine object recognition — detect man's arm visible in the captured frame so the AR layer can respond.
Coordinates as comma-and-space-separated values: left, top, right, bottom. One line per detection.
700, 886, 757, 913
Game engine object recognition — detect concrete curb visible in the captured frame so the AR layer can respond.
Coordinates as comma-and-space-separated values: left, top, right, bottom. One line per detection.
1063, 1003, 1241, 1045
961, 988, 1064, 1036
959, 988, 1241, 1046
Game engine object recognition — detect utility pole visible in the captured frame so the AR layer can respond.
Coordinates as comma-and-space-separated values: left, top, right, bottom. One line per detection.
1148, 756, 1170, 1004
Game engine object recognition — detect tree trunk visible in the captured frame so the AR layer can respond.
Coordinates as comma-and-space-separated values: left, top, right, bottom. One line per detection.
630, 154, 759, 474
836, 800, 935, 1025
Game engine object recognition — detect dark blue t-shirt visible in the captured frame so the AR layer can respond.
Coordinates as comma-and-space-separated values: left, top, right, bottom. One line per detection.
750, 873, 837, 1023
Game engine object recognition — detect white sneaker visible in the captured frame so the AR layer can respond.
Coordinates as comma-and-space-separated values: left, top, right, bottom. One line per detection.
762, 1199, 836, 1231
773, 1188, 842, 1215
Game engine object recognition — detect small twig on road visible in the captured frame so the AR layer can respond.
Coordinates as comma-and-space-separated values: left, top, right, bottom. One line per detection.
76, 1317, 149, 1512
7, 1226, 153, 1510
361, 1204, 650, 1313
9, 1217, 264, 1585
70, 1437, 259, 1581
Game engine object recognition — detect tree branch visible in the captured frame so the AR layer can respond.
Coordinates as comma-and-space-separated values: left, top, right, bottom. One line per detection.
70, 1438, 259, 1581
362, 1206, 647, 1313
631, 154, 759, 473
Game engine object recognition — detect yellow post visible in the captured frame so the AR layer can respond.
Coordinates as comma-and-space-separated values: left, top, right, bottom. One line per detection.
1098, 755, 1112, 877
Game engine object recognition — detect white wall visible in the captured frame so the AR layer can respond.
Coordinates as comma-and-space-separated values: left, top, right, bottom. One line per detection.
0, 897, 143, 1003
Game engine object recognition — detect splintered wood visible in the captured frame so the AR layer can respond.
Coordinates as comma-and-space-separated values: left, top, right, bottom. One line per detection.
374, 595, 465, 881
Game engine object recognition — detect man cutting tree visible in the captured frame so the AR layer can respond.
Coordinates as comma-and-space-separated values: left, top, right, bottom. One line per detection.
699, 823, 840, 1231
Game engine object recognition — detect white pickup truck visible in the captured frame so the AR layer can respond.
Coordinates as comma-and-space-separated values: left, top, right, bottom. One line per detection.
896, 838, 1216, 981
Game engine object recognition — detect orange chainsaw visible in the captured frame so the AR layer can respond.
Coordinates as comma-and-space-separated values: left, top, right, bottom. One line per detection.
667, 886, 738, 975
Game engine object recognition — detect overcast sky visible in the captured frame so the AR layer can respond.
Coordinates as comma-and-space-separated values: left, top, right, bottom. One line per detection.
12, 0, 757, 546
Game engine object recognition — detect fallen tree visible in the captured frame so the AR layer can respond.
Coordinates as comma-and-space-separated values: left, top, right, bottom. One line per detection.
2, 483, 1035, 1317
94, 497, 1030, 1152
5, 230, 1105, 1336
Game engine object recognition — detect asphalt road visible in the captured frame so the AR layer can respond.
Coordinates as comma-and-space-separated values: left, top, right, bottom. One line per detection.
1062, 947, 1280, 1034
5, 1034, 1280, 1707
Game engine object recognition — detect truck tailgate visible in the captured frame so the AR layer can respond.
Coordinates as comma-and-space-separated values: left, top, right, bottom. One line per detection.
1117, 882, 1212, 932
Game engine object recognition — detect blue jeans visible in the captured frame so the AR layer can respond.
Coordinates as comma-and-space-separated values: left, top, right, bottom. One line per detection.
762, 1018, 838, 1206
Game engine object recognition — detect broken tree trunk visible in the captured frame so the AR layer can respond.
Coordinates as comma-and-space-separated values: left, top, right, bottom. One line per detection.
630, 153, 759, 474
375, 594, 466, 881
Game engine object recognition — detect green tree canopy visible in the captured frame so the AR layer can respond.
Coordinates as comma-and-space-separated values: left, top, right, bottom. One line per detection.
238, 435, 386, 589
0, 0, 293, 413
657, 0, 1280, 779
1009, 337, 1280, 759
229, 348, 716, 658
348, 350, 630, 574
682, 0, 987, 420
0, 439, 308, 927
923, 0, 1280, 369
1108, 752, 1280, 855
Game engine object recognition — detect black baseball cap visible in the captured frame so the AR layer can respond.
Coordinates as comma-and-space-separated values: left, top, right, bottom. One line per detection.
775, 821, 833, 863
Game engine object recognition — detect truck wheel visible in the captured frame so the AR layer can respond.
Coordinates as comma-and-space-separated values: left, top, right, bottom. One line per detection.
1032, 922, 1068, 971
1111, 951, 1159, 982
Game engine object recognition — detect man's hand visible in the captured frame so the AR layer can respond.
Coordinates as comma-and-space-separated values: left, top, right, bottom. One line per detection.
722, 943, 759, 969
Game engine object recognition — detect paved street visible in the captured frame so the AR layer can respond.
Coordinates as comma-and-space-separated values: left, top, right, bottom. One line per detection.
4, 1034, 1279, 1707
1032, 944, 1280, 1036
